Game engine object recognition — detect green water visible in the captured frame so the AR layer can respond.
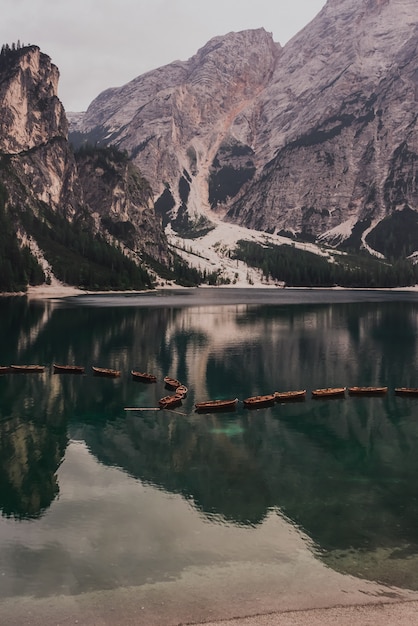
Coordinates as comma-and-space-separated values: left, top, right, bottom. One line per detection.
2, 288, 418, 600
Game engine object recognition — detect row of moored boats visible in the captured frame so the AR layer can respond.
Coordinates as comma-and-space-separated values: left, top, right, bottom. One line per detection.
138, 382, 418, 413
159, 384, 418, 412
1, 365, 417, 412
0, 364, 121, 376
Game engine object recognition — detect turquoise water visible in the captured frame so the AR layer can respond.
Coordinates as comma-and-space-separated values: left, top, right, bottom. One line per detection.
2, 288, 418, 600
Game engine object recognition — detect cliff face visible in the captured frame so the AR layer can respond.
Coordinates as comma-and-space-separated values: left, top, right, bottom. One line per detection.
75, 147, 170, 263
226, 0, 418, 248
0, 45, 81, 220
0, 45, 66, 153
0, 44, 170, 290
69, 0, 418, 254
69, 29, 281, 228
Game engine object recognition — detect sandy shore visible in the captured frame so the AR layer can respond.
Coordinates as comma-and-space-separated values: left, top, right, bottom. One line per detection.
0, 280, 412, 300
2, 596, 418, 626
202, 601, 418, 626
1, 554, 418, 626
23, 282, 188, 299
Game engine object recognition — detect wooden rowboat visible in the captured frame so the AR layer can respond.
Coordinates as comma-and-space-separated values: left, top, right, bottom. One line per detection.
164, 376, 181, 389
92, 366, 121, 378
348, 386, 388, 396
274, 390, 306, 402
10, 364, 45, 373
53, 364, 85, 374
158, 394, 182, 409
195, 398, 238, 413
312, 387, 346, 398
395, 387, 418, 396
243, 394, 276, 408
175, 385, 188, 398
131, 370, 157, 383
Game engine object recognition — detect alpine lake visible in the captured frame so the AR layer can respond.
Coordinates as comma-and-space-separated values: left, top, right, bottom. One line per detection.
2, 287, 418, 624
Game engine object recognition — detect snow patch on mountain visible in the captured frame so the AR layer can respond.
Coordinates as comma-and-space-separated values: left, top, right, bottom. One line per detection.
167, 222, 332, 287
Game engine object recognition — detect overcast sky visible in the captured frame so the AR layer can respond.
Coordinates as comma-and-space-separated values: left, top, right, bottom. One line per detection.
2, 0, 326, 112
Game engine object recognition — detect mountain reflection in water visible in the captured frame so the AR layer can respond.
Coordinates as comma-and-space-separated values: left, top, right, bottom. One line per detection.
1, 289, 418, 595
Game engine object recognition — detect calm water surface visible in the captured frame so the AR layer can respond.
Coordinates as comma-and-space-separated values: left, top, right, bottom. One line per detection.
2, 288, 418, 611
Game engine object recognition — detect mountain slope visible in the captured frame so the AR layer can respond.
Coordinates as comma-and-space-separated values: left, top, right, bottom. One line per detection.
69, 0, 418, 257
0, 44, 170, 291
227, 0, 418, 247
69, 28, 281, 227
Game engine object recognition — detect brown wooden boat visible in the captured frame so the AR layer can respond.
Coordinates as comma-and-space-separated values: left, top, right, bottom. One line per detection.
175, 385, 188, 398
131, 370, 157, 383
243, 394, 276, 408
164, 376, 181, 389
395, 387, 418, 396
348, 386, 388, 396
92, 366, 121, 378
10, 364, 45, 373
312, 387, 346, 398
158, 394, 182, 409
53, 364, 85, 374
0, 366, 10, 374
195, 398, 238, 413
274, 390, 306, 402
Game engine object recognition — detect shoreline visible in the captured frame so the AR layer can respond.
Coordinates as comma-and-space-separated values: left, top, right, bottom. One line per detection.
2, 582, 418, 626
200, 600, 418, 626
1, 281, 418, 300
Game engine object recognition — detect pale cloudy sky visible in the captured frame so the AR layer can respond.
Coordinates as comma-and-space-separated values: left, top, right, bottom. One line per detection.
2, 0, 326, 112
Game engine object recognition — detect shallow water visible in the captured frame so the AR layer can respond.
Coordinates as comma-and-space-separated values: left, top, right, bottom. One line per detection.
1, 288, 418, 621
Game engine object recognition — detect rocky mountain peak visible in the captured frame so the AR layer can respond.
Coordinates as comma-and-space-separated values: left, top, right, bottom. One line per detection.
69, 0, 418, 261
69, 28, 280, 228
191, 28, 280, 81
0, 44, 67, 154
0, 43, 171, 292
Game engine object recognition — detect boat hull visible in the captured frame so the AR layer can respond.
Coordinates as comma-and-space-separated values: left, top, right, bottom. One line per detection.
164, 376, 181, 389
158, 395, 182, 409
195, 398, 238, 413
312, 387, 346, 398
348, 386, 387, 396
243, 394, 276, 408
274, 390, 306, 402
131, 371, 157, 383
175, 385, 188, 398
10, 365, 45, 373
92, 367, 121, 378
395, 388, 418, 396
53, 364, 85, 374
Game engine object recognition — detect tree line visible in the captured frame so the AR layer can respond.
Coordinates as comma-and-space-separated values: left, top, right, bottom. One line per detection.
18, 204, 153, 291
233, 240, 418, 288
0, 186, 45, 292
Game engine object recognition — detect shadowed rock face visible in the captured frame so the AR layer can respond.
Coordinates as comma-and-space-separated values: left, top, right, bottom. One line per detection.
0, 45, 170, 278
75, 148, 171, 264
68, 29, 281, 226
0, 46, 66, 154
0, 45, 81, 219
69, 0, 418, 250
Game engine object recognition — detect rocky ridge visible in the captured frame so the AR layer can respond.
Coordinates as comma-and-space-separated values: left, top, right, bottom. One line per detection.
0, 45, 80, 220
0, 44, 170, 290
69, 28, 281, 228
69, 0, 418, 259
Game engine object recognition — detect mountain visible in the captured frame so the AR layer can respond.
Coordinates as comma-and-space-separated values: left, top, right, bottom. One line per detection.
0, 44, 170, 292
2, 0, 418, 293
69, 0, 418, 260
68, 28, 280, 235
74, 145, 169, 265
